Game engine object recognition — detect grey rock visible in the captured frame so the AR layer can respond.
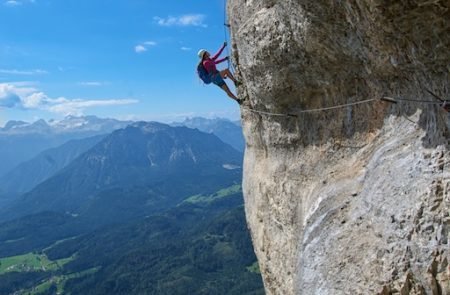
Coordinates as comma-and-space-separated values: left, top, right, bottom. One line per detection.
228, 0, 449, 294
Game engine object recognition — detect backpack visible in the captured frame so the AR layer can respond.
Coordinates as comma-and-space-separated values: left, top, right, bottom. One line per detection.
197, 63, 211, 84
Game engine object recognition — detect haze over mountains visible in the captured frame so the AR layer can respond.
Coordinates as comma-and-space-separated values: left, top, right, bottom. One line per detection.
172, 117, 244, 152
0, 116, 260, 294
0, 121, 242, 223
0, 135, 105, 194
0, 116, 132, 177
0, 115, 244, 179
0, 116, 132, 135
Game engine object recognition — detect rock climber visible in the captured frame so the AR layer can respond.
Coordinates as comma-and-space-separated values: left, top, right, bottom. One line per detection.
197, 42, 242, 104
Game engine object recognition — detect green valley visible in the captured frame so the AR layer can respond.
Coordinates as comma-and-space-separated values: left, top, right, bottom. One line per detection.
0, 253, 71, 275
0, 185, 264, 295
0, 122, 262, 294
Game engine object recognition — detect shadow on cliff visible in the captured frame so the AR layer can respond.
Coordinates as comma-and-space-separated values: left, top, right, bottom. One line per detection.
230, 0, 449, 149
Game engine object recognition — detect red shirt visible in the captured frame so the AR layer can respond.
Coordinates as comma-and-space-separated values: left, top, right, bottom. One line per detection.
202, 43, 227, 74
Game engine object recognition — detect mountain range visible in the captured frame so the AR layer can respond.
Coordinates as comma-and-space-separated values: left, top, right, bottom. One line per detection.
0, 116, 244, 179
0, 117, 258, 294
0, 135, 105, 194
0, 116, 132, 177
0, 115, 132, 135
0, 121, 242, 224
172, 117, 244, 152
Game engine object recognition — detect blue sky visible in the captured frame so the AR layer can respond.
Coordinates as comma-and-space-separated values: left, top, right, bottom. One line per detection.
0, 0, 238, 126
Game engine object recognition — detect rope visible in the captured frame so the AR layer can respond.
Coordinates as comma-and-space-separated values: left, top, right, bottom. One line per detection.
241, 94, 449, 118
223, 0, 230, 69
243, 107, 297, 118
385, 95, 449, 111
220, 0, 447, 116
389, 97, 443, 104
222, 0, 235, 72
243, 98, 378, 118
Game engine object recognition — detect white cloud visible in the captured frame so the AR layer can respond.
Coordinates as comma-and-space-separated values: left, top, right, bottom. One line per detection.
4, 0, 35, 7
181, 47, 191, 51
7, 81, 38, 87
4, 1, 21, 6
0, 69, 48, 75
135, 45, 147, 53
0, 84, 23, 108
47, 98, 139, 116
79, 81, 107, 87
22, 91, 49, 108
0, 92, 21, 108
134, 41, 156, 53
0, 82, 138, 115
154, 14, 207, 27
0, 82, 36, 100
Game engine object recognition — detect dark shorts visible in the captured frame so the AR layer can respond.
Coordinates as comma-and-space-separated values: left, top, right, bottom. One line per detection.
210, 72, 225, 87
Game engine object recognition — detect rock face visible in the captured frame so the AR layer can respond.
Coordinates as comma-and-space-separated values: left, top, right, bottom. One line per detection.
228, 0, 449, 294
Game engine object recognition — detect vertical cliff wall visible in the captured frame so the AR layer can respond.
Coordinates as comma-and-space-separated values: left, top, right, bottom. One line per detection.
228, 0, 449, 294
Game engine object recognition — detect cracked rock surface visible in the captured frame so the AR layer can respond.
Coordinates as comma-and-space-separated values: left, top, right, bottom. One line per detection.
228, 0, 449, 294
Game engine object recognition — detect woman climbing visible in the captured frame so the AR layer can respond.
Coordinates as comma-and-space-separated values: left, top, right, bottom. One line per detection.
197, 42, 242, 104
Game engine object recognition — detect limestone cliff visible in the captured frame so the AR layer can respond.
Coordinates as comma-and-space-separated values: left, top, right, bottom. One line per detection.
228, 0, 449, 294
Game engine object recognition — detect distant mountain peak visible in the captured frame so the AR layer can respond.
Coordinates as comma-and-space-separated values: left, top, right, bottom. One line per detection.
31, 119, 49, 127
0, 116, 133, 177
172, 117, 244, 152
0, 122, 243, 220
182, 117, 234, 125
130, 121, 172, 134
0, 116, 132, 135
3, 120, 28, 131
